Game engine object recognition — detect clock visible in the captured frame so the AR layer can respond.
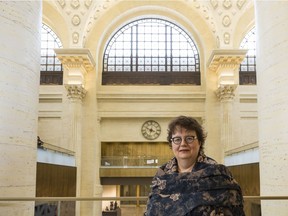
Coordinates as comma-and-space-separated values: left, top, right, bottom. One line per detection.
141, 120, 161, 140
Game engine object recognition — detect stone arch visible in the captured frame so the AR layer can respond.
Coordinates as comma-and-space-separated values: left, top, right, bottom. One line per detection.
84, 1, 216, 86
233, 5, 255, 48
42, 1, 70, 48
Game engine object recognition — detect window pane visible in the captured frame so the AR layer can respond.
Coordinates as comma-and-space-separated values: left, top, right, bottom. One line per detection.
145, 58, 151, 64
239, 27, 256, 85
103, 18, 200, 81
41, 23, 63, 77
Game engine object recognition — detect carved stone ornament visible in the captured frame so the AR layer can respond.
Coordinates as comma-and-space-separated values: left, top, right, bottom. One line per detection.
237, 0, 246, 9
224, 32, 230, 44
58, 0, 65, 8
222, 15, 231, 27
65, 85, 87, 101
72, 32, 79, 44
72, 14, 81, 26
215, 84, 237, 101
85, 0, 92, 8
210, 0, 218, 9
223, 0, 232, 9
71, 0, 80, 9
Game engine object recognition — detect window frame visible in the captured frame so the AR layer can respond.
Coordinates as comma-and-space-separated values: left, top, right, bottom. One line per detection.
102, 18, 201, 85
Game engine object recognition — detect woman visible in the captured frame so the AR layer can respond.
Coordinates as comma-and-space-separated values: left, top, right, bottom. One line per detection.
145, 116, 245, 216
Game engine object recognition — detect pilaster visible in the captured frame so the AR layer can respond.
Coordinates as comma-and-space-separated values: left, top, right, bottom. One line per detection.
208, 50, 246, 152
215, 84, 237, 151
55, 49, 94, 216
65, 84, 86, 216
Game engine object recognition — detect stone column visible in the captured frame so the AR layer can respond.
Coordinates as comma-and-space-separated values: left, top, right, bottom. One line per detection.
93, 117, 103, 216
55, 49, 98, 216
255, 1, 288, 215
0, 1, 41, 215
215, 85, 237, 151
65, 84, 86, 216
207, 50, 246, 160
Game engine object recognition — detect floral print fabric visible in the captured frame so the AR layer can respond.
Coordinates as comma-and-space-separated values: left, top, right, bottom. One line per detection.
144, 155, 245, 216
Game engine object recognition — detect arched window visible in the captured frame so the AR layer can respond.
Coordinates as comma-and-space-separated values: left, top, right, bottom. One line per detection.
239, 27, 256, 85
102, 18, 200, 85
40, 23, 63, 85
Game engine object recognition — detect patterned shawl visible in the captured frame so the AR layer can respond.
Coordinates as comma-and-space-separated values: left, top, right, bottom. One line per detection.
144, 155, 245, 216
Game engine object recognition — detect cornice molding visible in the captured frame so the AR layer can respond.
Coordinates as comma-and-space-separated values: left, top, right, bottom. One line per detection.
54, 48, 95, 72
207, 49, 248, 72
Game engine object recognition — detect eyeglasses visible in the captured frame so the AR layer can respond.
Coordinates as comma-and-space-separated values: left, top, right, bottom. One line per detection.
170, 136, 197, 145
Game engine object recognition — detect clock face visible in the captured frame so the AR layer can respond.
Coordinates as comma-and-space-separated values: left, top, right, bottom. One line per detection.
141, 120, 161, 140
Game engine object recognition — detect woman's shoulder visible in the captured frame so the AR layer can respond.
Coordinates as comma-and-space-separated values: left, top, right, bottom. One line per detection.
157, 157, 177, 175
197, 154, 218, 165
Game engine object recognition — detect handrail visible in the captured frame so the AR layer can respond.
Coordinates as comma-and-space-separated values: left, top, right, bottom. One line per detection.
1, 196, 288, 201
39, 142, 75, 156
101, 156, 170, 167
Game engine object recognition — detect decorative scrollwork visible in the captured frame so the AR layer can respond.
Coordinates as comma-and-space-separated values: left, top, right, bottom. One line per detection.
65, 85, 87, 101
215, 84, 237, 101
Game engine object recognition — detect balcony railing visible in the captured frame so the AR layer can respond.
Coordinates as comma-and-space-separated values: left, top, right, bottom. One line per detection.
1, 196, 288, 216
38, 141, 75, 156
101, 156, 170, 167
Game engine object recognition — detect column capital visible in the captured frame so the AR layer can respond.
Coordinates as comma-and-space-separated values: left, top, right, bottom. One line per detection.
55, 48, 95, 72
65, 84, 87, 101
215, 84, 237, 102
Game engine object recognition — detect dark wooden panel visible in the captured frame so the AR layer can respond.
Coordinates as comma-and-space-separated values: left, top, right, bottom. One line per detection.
102, 72, 200, 85
101, 177, 153, 185
40, 71, 63, 85
228, 163, 260, 196
36, 162, 76, 197
228, 163, 260, 216
100, 168, 157, 178
240, 72, 257, 85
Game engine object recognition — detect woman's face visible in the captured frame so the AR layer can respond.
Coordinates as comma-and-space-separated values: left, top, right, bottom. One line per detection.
171, 127, 201, 163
